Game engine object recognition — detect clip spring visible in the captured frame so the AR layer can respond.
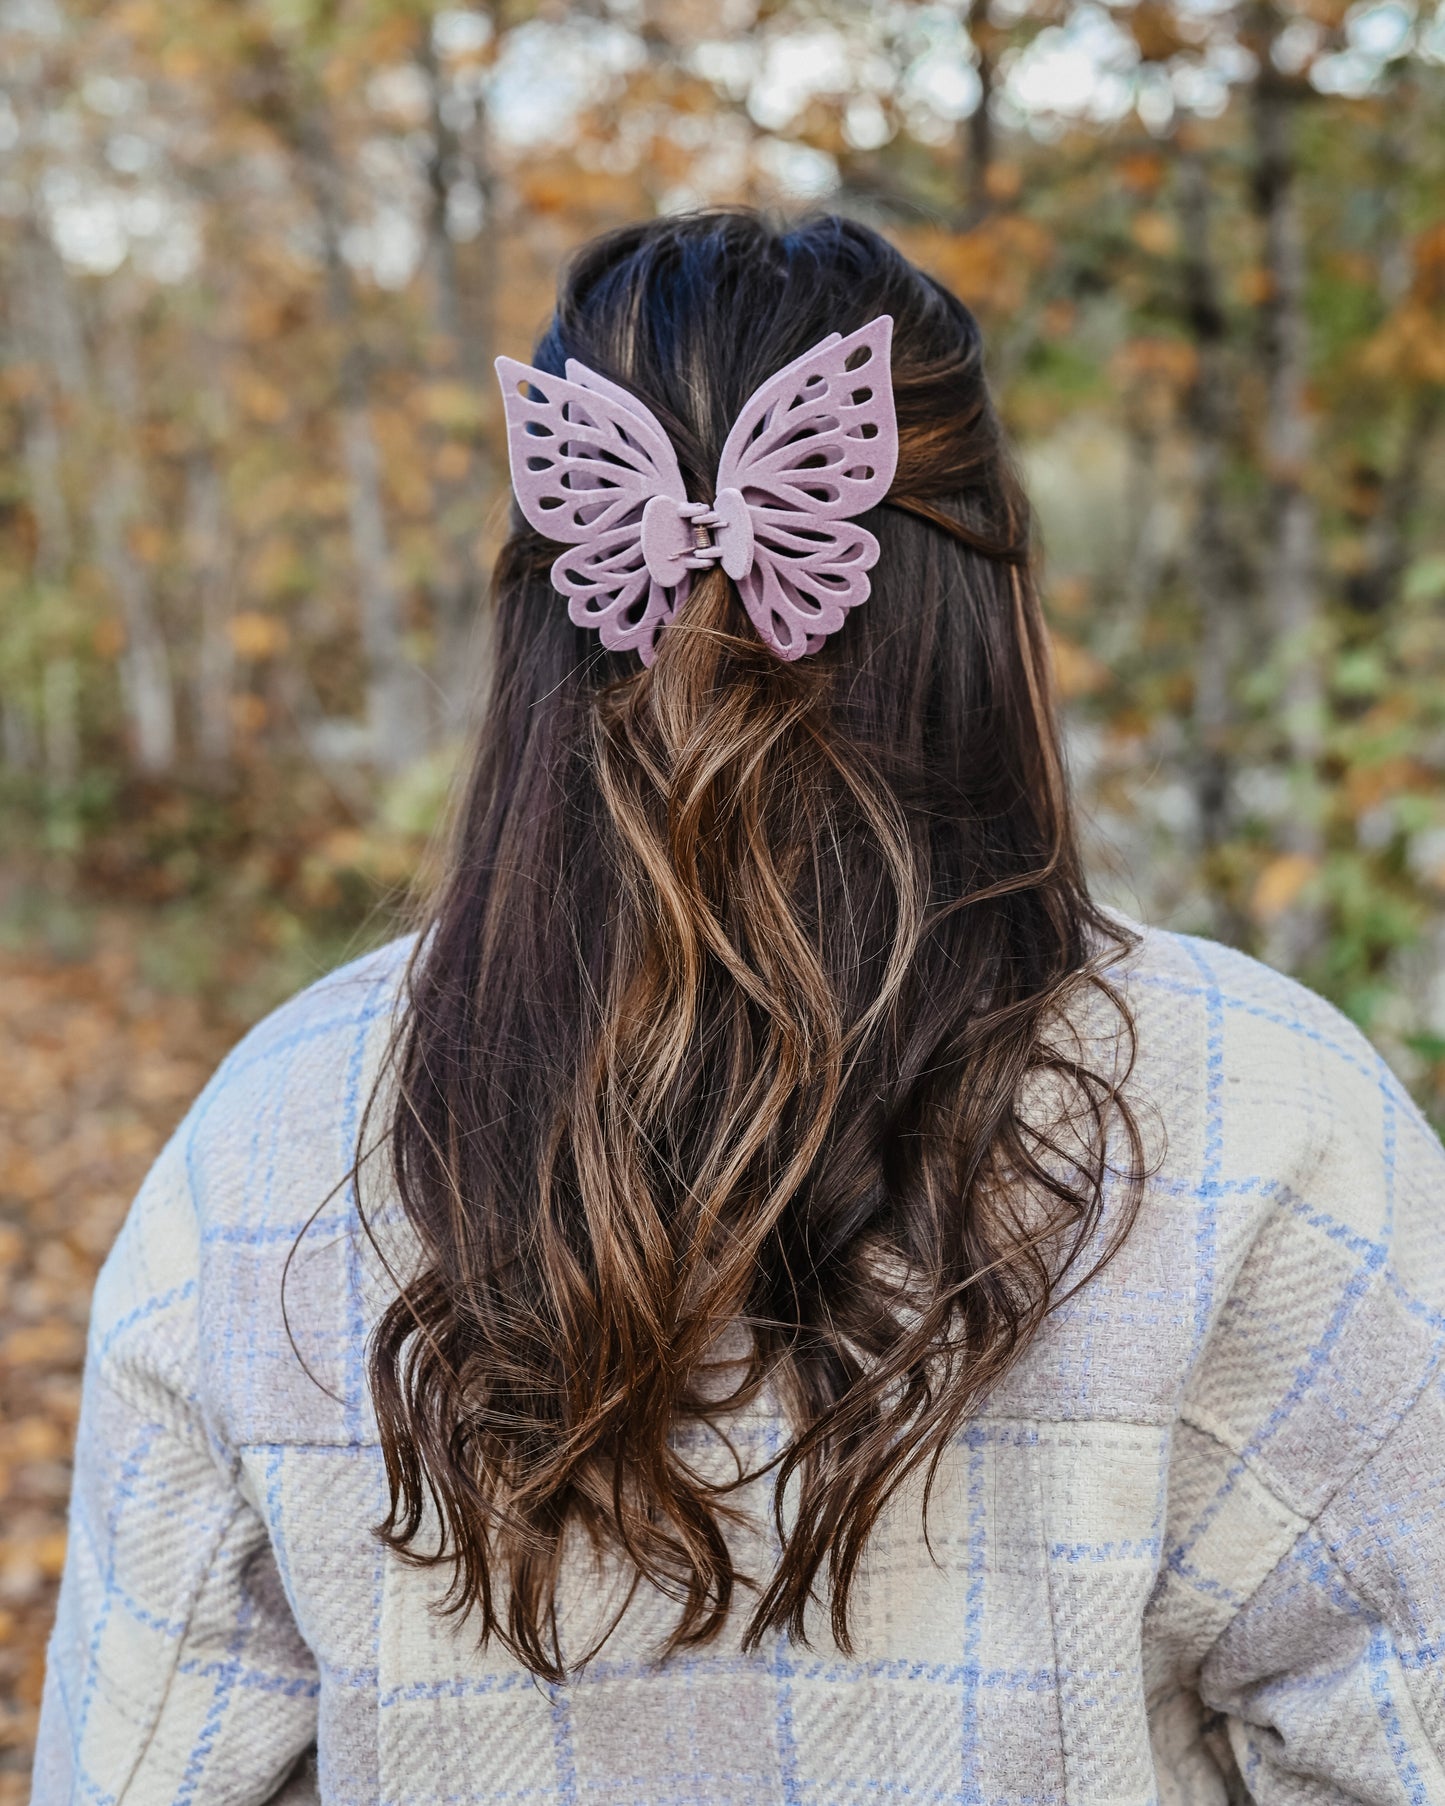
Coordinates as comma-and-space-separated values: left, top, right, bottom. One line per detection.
676, 504, 726, 569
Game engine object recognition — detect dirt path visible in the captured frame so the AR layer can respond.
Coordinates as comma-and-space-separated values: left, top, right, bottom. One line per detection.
0, 920, 238, 1800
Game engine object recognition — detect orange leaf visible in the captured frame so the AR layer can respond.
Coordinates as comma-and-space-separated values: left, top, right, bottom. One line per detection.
227, 612, 290, 660
1252, 853, 1318, 921
128, 522, 166, 565
983, 163, 1023, 204
1049, 631, 1110, 699
434, 443, 471, 482
230, 693, 268, 734
1130, 212, 1178, 257
1117, 151, 1165, 195
93, 618, 126, 659
238, 376, 290, 425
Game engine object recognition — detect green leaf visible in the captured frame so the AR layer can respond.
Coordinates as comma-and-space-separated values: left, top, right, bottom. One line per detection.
1404, 555, 1445, 606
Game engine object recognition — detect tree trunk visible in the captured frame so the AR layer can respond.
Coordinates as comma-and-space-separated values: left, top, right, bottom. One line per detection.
420, 22, 495, 735
18, 363, 72, 581
16, 220, 89, 401
961, 16, 995, 228
1177, 140, 1235, 868
95, 300, 177, 775
338, 403, 428, 770
1347, 386, 1441, 615
15, 223, 82, 787
1250, 9, 1324, 967
41, 656, 80, 789
1347, 100, 1441, 616
92, 480, 177, 776
1119, 420, 1172, 628
17, 305, 80, 790
21, 229, 176, 776
1, 702, 36, 773
185, 453, 236, 768
1251, 20, 1322, 854
298, 106, 428, 774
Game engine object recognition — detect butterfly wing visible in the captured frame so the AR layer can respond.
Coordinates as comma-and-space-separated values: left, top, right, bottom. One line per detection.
729, 520, 881, 660
714, 317, 897, 660
547, 534, 691, 666
495, 355, 688, 661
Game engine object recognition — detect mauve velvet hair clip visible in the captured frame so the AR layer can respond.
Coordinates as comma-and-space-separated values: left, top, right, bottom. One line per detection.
494, 317, 899, 664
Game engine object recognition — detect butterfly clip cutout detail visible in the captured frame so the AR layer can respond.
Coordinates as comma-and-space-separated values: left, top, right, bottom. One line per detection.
495, 316, 898, 664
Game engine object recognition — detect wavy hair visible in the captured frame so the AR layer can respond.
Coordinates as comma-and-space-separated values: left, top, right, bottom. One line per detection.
365, 211, 1143, 1682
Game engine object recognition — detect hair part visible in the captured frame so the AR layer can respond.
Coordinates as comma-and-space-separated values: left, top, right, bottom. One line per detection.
362, 210, 1143, 1682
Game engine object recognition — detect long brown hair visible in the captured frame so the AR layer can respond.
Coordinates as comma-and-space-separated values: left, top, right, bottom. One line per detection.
367, 211, 1142, 1681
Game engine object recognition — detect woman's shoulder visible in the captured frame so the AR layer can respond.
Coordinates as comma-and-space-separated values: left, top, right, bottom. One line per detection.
107, 932, 412, 1237
203, 933, 414, 1104
1116, 915, 1369, 1039
178, 933, 414, 1183
1108, 919, 1445, 1398
181, 929, 415, 1245
1108, 918, 1427, 1169
88, 936, 417, 1447
987, 915, 1445, 1440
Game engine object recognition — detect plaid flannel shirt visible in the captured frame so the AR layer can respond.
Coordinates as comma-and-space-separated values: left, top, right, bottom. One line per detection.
31, 925, 1445, 1805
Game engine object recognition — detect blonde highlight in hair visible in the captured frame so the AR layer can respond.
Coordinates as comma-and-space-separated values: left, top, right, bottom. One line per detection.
364, 212, 1143, 1682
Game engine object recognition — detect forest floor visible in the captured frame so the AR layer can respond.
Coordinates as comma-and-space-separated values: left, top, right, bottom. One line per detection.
0, 911, 239, 1800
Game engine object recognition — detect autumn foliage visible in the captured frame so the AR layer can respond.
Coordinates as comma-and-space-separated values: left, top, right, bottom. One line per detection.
2, 0, 1445, 1780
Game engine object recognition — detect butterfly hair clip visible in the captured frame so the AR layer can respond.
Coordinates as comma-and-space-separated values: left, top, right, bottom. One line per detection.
494, 317, 899, 664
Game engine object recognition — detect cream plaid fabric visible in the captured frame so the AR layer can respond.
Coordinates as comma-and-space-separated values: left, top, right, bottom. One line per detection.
31, 926, 1445, 1805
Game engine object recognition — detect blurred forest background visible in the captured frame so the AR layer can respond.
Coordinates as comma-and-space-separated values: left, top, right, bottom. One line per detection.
2, 0, 1445, 1777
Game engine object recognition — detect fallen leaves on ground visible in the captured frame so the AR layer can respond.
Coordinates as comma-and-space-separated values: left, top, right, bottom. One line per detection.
0, 917, 237, 1801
